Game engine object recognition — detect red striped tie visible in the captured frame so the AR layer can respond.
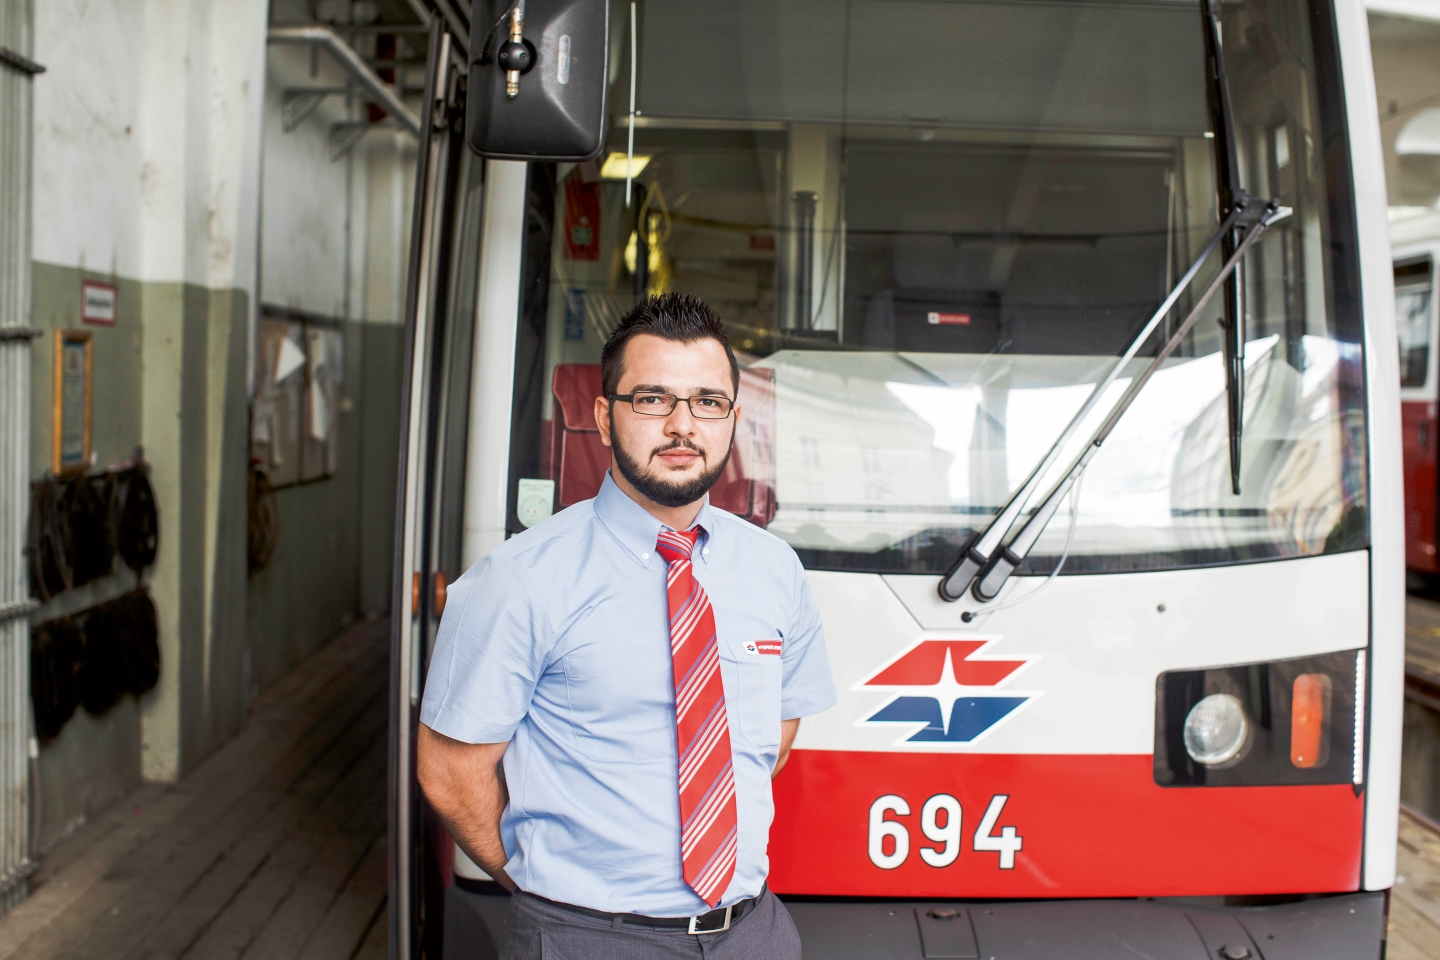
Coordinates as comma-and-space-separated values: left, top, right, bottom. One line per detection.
656, 528, 738, 908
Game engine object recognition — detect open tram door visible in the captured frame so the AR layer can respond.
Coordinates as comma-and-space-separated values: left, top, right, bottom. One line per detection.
390, 0, 1404, 956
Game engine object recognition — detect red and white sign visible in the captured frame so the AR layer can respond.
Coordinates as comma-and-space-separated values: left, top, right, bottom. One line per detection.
744, 639, 783, 656
81, 280, 117, 326
927, 311, 970, 326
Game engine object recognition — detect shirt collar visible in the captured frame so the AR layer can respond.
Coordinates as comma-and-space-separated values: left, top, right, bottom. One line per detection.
594, 471, 714, 566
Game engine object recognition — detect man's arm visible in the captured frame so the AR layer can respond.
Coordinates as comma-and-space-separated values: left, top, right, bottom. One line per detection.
773, 718, 800, 779
416, 723, 517, 892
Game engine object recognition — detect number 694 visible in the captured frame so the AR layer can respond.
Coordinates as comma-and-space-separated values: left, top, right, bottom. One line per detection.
867, 793, 1023, 870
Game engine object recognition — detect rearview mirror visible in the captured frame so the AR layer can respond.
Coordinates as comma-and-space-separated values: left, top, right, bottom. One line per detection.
466, 0, 611, 161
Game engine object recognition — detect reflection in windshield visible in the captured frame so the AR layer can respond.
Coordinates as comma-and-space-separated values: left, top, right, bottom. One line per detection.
510, 0, 1367, 576
753, 335, 1356, 572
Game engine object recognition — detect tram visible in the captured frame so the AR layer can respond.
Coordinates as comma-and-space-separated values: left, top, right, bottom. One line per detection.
387, 0, 1402, 956
1394, 214, 1440, 578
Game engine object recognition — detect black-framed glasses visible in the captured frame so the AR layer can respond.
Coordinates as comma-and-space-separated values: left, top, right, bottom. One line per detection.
608, 393, 735, 419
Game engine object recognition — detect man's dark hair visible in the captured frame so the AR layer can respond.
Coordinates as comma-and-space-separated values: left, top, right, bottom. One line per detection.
600, 293, 740, 398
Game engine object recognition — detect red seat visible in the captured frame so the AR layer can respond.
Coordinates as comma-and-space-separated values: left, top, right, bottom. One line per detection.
548, 363, 776, 528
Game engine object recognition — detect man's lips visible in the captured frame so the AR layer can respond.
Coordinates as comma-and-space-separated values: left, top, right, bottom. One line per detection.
653, 445, 703, 468
655, 449, 701, 467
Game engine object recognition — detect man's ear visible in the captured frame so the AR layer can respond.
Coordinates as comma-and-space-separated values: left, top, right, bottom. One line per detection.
594, 396, 613, 447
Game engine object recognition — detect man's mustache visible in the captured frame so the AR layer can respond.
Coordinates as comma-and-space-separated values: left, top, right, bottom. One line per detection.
649, 438, 706, 463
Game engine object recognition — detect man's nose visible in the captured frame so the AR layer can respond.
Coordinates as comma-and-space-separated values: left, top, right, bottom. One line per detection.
664, 399, 698, 436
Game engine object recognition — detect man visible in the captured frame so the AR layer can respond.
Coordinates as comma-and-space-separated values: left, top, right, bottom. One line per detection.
417, 293, 836, 959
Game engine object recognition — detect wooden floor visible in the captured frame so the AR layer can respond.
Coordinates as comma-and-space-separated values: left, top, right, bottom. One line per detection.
0, 618, 391, 960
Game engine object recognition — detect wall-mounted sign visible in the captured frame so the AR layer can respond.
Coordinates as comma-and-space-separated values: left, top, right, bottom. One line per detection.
81, 280, 117, 326
53, 330, 92, 474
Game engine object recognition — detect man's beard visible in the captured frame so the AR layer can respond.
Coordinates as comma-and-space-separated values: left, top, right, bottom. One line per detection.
611, 415, 734, 509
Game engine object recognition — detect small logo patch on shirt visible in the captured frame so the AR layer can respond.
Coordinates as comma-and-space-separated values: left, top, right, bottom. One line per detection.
744, 640, 783, 656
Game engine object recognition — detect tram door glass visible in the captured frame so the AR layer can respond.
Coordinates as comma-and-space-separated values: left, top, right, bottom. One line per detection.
1397, 258, 1433, 390
509, 0, 1367, 575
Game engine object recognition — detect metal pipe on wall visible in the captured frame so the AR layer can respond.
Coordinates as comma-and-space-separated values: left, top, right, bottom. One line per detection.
0, 0, 38, 916
267, 25, 423, 138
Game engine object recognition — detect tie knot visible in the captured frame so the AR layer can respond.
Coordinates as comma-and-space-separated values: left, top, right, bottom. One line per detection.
655, 528, 700, 563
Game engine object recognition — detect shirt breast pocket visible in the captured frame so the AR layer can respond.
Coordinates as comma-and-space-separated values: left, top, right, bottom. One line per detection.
563, 644, 674, 762
725, 637, 783, 749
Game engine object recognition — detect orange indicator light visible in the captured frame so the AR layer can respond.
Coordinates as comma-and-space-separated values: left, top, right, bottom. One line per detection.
1291, 673, 1331, 769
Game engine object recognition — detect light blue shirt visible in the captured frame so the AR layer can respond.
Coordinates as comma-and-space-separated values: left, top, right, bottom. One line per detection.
420, 472, 837, 916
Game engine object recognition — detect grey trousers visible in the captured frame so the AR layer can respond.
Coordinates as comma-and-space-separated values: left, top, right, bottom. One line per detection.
500, 888, 803, 960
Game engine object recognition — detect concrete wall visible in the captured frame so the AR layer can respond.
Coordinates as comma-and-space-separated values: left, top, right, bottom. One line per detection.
23, 0, 416, 854
243, 37, 413, 692
26, 0, 266, 851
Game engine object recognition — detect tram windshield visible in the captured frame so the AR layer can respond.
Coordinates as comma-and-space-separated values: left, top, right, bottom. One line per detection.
508, 0, 1366, 575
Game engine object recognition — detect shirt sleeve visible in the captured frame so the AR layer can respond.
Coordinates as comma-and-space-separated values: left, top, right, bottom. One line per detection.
419, 553, 550, 743
779, 557, 838, 720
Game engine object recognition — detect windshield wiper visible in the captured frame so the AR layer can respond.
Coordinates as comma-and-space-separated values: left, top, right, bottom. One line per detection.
936, 202, 1247, 601
1202, 0, 1247, 496
965, 196, 1291, 603
936, 0, 1259, 603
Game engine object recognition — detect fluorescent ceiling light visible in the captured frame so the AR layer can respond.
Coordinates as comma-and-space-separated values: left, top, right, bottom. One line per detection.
600, 152, 652, 179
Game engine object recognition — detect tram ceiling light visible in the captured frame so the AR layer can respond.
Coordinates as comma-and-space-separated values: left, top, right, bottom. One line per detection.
600, 151, 650, 179
1183, 693, 1250, 766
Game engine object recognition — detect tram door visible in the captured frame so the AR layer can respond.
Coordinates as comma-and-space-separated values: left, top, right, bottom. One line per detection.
387, 21, 490, 960
1398, 254, 1439, 574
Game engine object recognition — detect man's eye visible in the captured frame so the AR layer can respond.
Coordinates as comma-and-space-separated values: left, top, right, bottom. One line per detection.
695, 398, 721, 409
635, 395, 666, 406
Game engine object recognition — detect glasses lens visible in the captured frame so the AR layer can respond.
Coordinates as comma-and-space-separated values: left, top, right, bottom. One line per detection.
631, 394, 677, 415
688, 397, 733, 418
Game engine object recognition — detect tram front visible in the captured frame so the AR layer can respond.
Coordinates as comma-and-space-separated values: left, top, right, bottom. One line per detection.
391, 0, 1401, 955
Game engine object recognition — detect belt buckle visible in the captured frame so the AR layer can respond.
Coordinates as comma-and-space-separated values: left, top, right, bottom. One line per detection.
688, 905, 733, 935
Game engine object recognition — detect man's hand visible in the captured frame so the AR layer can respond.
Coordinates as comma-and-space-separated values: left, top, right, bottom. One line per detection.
773, 718, 800, 779
416, 723, 517, 892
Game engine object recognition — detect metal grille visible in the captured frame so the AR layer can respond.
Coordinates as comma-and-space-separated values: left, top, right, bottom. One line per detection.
0, 0, 36, 914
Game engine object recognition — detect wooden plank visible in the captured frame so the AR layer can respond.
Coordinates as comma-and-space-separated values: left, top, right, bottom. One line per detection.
0, 789, 191, 959
1388, 896, 1440, 960
176, 834, 324, 960
235, 834, 375, 960
349, 904, 387, 960
295, 839, 387, 960
1397, 811, 1440, 939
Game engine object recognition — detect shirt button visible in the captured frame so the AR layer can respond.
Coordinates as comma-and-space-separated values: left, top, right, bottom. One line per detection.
641, 552, 650, 561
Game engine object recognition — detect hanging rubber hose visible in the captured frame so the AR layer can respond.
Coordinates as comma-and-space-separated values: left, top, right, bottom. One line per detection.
27, 478, 72, 602
68, 474, 115, 588
118, 589, 160, 696
78, 601, 125, 716
247, 461, 280, 576
117, 466, 158, 575
31, 618, 82, 742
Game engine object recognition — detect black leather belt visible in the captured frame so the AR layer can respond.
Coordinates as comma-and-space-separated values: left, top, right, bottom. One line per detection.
525, 885, 765, 934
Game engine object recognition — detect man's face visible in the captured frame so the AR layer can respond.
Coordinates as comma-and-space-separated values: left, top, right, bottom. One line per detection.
593, 334, 741, 509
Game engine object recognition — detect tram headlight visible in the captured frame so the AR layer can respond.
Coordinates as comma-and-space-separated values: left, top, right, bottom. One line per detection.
1155, 651, 1358, 787
1182, 693, 1250, 766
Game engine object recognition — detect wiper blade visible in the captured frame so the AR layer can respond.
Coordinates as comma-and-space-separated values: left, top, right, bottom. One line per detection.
936, 202, 1246, 602
1202, 0, 1247, 495
969, 197, 1291, 603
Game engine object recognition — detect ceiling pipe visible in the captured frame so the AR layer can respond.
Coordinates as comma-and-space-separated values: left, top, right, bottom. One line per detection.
267, 25, 423, 138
